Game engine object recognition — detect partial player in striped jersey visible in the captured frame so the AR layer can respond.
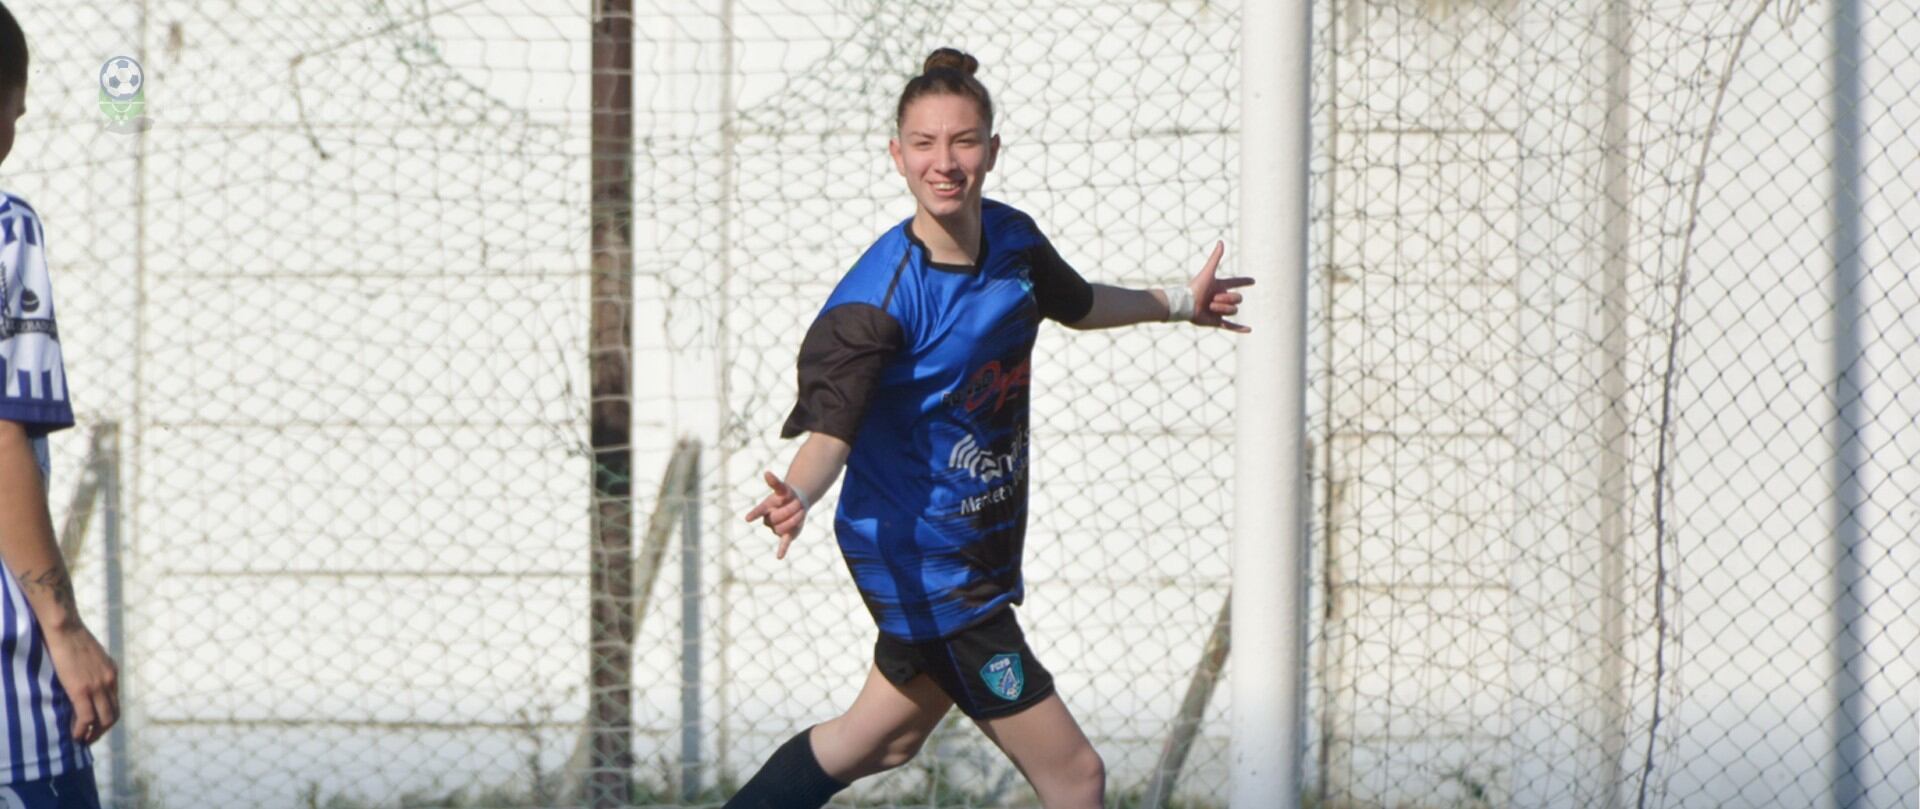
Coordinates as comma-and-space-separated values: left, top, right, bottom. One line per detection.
0, 5, 118, 807
728, 48, 1251, 809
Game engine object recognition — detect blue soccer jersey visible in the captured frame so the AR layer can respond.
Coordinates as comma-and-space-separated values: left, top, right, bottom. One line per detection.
782, 200, 1093, 642
0, 191, 90, 785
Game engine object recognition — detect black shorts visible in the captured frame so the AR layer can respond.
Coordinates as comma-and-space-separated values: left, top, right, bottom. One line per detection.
874, 606, 1056, 720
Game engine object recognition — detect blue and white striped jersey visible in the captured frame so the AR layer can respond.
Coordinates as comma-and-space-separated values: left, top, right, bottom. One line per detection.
0, 191, 90, 785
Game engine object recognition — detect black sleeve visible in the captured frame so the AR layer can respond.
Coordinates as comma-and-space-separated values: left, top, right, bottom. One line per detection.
1027, 237, 1094, 324
779, 303, 905, 441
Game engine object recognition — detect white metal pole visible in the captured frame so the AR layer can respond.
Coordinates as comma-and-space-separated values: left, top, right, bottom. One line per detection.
1596, 2, 1635, 805
1234, 0, 1313, 806
101, 424, 129, 808
1827, 0, 1868, 805
679, 442, 703, 802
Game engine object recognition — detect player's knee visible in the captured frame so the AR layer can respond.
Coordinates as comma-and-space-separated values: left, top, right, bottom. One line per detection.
869, 726, 932, 772
875, 730, 925, 768
1068, 745, 1106, 791
825, 723, 931, 780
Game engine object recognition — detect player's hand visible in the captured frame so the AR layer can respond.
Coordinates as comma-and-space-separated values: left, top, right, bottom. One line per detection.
1187, 241, 1253, 333
42, 624, 118, 745
743, 470, 807, 559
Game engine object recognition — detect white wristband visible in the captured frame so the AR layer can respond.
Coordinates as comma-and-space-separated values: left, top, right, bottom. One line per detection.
787, 480, 812, 512
1163, 286, 1196, 322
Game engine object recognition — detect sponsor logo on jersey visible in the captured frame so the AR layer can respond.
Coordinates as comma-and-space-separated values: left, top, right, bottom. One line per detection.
0, 318, 58, 342
942, 358, 1030, 414
1, 227, 57, 340
980, 653, 1025, 701
948, 426, 1027, 485
957, 483, 1018, 516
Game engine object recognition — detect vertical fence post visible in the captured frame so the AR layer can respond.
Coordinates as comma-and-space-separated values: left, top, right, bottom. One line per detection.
100, 423, 130, 808
1234, 0, 1312, 806
128, 15, 151, 801
712, 0, 738, 783
680, 443, 703, 802
1596, 1, 1635, 806
589, 1, 636, 806
1827, 0, 1868, 805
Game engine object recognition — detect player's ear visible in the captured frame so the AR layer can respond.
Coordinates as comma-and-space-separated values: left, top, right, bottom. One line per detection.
984, 133, 1000, 172
888, 137, 907, 177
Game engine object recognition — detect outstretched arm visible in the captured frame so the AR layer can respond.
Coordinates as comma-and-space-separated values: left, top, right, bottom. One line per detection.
743, 431, 852, 560
1065, 242, 1252, 332
0, 422, 118, 745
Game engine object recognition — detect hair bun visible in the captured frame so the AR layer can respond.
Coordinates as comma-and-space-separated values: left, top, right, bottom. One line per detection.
922, 47, 979, 77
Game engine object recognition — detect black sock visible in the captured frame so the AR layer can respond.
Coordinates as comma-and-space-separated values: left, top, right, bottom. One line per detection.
723, 726, 848, 809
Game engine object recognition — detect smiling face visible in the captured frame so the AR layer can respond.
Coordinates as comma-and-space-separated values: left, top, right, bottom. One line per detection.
889, 92, 999, 223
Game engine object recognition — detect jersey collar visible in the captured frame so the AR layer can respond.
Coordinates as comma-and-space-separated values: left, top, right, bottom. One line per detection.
904, 220, 990, 276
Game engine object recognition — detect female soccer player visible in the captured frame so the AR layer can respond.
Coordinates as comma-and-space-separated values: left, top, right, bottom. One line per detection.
731, 48, 1250, 809
0, 4, 120, 808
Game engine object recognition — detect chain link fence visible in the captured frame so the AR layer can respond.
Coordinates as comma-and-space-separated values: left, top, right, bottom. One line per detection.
1313, 1, 1916, 807
1, 0, 1914, 807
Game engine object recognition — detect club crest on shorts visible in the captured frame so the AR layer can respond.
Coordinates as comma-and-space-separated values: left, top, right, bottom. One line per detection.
980, 652, 1025, 701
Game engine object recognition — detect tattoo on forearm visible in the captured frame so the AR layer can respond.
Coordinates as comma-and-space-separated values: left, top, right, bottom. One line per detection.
19, 567, 76, 613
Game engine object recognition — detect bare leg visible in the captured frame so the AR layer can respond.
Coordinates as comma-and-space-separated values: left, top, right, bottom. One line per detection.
811, 663, 954, 782
974, 693, 1105, 809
